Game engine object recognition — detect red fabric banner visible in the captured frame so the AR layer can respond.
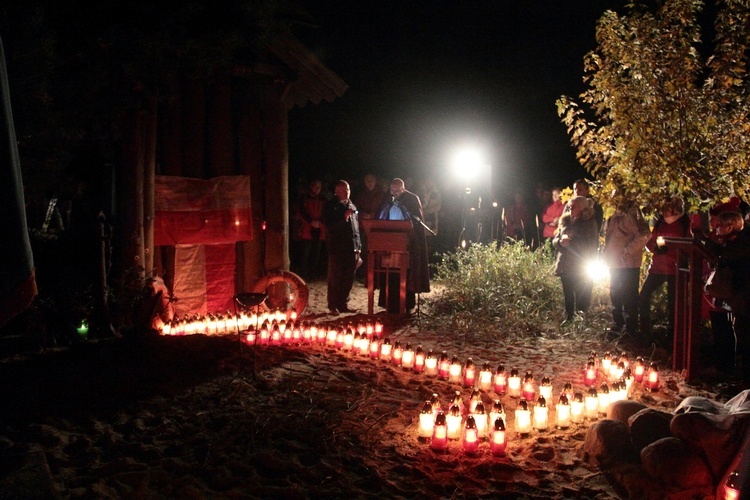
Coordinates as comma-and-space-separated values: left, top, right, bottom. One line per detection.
172, 244, 236, 317
154, 175, 253, 246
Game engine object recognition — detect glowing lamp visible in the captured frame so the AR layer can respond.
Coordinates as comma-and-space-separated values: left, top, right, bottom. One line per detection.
425, 350, 438, 376
597, 383, 610, 416
446, 404, 463, 439
401, 344, 415, 369
463, 358, 476, 388
343, 329, 354, 351
508, 368, 522, 398
259, 325, 270, 345
76, 320, 89, 339
335, 329, 345, 349
533, 396, 548, 431
589, 352, 599, 370
515, 400, 532, 435
556, 394, 571, 429
611, 361, 625, 383
431, 412, 448, 451
245, 330, 256, 344
601, 351, 612, 376
292, 325, 302, 343
392, 341, 403, 366
722, 471, 741, 500
570, 392, 585, 424
462, 415, 480, 454
418, 401, 435, 439
449, 356, 463, 383
585, 258, 609, 282
451, 391, 464, 415
326, 327, 339, 347
316, 326, 326, 344
472, 402, 488, 438
584, 361, 597, 387
494, 364, 507, 395
374, 319, 384, 337
619, 352, 630, 369
352, 332, 362, 353
585, 387, 599, 421
646, 363, 660, 392
562, 382, 574, 403
438, 352, 451, 380
490, 417, 507, 457
489, 400, 505, 427
539, 376, 552, 401
302, 325, 312, 343
623, 367, 634, 396
358, 335, 370, 356
478, 362, 492, 391
522, 371, 536, 402
633, 357, 646, 383
272, 324, 284, 345
357, 321, 366, 336
413, 346, 425, 373
379, 338, 392, 361
430, 393, 442, 415
369, 338, 380, 358
468, 389, 482, 414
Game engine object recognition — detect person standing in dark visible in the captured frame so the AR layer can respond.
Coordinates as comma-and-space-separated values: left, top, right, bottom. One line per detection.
603, 189, 650, 336
696, 211, 750, 387
353, 173, 385, 282
296, 179, 327, 280
553, 196, 599, 323
377, 178, 430, 314
322, 180, 361, 316
572, 179, 604, 232
638, 197, 691, 345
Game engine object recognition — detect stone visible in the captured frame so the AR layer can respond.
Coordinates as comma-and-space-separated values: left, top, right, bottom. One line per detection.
607, 400, 647, 423
641, 437, 713, 489
628, 408, 672, 452
671, 411, 750, 480
583, 419, 637, 468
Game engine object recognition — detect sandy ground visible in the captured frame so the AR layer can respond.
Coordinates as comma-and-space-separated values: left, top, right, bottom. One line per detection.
0, 279, 735, 498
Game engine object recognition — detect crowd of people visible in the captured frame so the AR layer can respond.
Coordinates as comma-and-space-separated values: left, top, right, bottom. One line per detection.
290, 174, 750, 388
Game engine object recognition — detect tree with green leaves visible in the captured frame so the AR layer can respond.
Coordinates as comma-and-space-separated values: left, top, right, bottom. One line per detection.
557, 0, 750, 215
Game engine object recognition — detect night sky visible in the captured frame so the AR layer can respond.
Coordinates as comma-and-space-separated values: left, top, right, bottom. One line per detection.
288, 1, 627, 199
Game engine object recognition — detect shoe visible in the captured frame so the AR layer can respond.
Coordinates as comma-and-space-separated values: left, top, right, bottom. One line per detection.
329, 308, 340, 316
340, 306, 358, 313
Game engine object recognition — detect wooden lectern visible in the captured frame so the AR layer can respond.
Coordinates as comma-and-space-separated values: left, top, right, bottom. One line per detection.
361, 220, 412, 315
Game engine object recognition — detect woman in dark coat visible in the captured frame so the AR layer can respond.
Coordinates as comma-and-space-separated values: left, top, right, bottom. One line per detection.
553, 196, 600, 323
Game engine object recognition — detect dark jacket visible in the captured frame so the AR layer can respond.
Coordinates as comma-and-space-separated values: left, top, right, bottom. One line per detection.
322, 198, 361, 255
376, 190, 430, 293
698, 227, 750, 316
553, 208, 599, 276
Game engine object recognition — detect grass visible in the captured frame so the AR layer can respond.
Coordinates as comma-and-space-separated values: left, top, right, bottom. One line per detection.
424, 240, 613, 342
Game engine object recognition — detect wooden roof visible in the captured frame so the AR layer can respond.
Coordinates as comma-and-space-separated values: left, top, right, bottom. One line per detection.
267, 36, 348, 109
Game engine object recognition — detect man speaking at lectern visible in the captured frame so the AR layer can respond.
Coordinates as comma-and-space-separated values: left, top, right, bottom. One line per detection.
376, 178, 431, 314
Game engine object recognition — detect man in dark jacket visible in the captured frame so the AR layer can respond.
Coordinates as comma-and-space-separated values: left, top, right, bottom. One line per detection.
377, 178, 431, 314
322, 180, 361, 315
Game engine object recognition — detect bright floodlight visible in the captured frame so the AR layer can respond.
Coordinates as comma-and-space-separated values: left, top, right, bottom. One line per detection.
586, 259, 610, 282
451, 147, 484, 183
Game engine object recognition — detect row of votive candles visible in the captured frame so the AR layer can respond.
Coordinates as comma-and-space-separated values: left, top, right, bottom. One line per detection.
420, 381, 636, 454
584, 351, 660, 393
